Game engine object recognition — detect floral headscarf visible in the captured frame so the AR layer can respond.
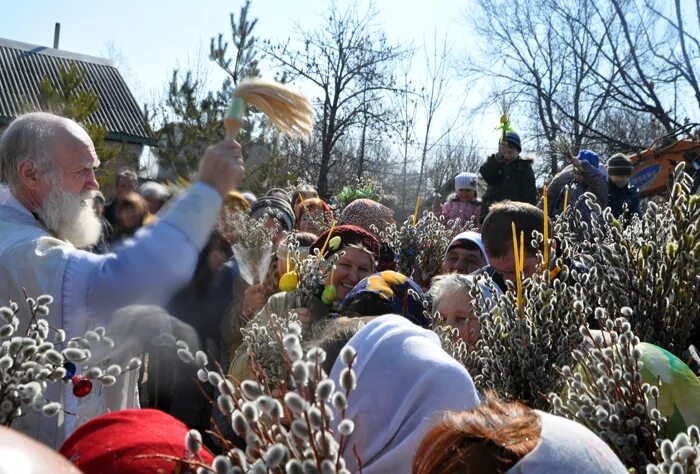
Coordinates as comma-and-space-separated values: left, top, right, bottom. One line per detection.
340, 199, 395, 237
339, 271, 430, 328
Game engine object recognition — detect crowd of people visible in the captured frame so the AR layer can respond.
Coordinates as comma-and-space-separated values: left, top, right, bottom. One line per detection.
0, 111, 697, 473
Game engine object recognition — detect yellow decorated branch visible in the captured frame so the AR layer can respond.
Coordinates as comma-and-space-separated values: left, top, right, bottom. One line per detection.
511, 222, 526, 318
495, 113, 513, 143
317, 220, 337, 262
412, 196, 421, 226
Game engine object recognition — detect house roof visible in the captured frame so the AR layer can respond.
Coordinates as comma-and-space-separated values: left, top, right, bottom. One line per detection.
0, 37, 153, 145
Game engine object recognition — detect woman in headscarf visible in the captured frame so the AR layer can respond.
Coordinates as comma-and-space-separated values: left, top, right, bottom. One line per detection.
138, 181, 171, 214
413, 393, 627, 473
339, 270, 431, 328
228, 225, 380, 383
295, 197, 334, 235
329, 315, 480, 474
291, 183, 319, 215
440, 231, 489, 276
340, 198, 397, 271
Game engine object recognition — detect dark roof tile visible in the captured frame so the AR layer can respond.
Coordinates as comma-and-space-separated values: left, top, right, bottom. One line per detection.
0, 37, 151, 143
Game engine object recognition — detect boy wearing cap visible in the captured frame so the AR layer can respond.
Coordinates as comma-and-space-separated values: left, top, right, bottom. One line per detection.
606, 153, 641, 219
433, 172, 482, 226
479, 131, 537, 222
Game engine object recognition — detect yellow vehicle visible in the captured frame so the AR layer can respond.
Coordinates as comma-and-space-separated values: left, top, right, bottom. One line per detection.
630, 123, 700, 197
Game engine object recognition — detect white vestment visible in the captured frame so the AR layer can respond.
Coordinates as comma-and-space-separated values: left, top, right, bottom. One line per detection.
0, 183, 221, 447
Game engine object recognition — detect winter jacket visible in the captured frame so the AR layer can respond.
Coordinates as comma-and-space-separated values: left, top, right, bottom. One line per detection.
547, 162, 608, 222
608, 181, 641, 219
434, 194, 481, 227
480, 154, 537, 221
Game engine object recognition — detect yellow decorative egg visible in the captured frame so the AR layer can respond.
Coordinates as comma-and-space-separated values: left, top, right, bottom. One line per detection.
279, 272, 298, 292
500, 114, 508, 124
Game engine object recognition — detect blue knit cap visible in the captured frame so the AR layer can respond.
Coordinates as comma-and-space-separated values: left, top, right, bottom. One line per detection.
501, 131, 522, 153
577, 150, 600, 169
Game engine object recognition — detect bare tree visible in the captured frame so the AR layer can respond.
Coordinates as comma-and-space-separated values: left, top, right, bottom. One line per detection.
466, 0, 619, 174
262, 2, 403, 197
427, 132, 482, 196
590, 0, 681, 133
643, 0, 700, 114
393, 52, 419, 208
355, 74, 398, 181
415, 32, 452, 202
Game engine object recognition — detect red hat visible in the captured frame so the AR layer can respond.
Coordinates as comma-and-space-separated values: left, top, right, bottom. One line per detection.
59, 409, 213, 474
310, 224, 381, 261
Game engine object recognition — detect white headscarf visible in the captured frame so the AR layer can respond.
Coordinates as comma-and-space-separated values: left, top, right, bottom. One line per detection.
330, 314, 480, 474
445, 230, 489, 265
508, 411, 627, 473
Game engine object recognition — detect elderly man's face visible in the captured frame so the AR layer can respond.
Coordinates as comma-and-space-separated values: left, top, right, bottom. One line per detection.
42, 124, 100, 199
28, 121, 102, 248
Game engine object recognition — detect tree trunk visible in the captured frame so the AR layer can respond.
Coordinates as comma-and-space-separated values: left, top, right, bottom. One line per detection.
416, 125, 431, 204
318, 137, 332, 199
401, 136, 409, 208
358, 113, 367, 180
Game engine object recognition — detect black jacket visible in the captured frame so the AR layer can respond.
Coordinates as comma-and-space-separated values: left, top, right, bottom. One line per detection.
480, 155, 537, 221
608, 181, 641, 219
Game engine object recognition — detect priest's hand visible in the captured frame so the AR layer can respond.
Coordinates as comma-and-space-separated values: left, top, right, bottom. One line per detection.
197, 139, 245, 197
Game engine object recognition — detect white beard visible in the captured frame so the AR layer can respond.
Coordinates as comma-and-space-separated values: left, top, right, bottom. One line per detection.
37, 186, 102, 248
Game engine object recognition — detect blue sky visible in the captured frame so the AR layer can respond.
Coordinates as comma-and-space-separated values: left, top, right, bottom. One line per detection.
0, 0, 504, 155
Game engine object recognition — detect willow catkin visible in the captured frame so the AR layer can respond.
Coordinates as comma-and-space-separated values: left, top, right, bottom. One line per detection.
233, 78, 314, 140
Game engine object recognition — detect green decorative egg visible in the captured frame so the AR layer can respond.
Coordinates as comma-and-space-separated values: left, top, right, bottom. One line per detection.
321, 285, 337, 304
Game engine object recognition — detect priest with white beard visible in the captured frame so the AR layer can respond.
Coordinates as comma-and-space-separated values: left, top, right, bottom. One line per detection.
0, 112, 246, 447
